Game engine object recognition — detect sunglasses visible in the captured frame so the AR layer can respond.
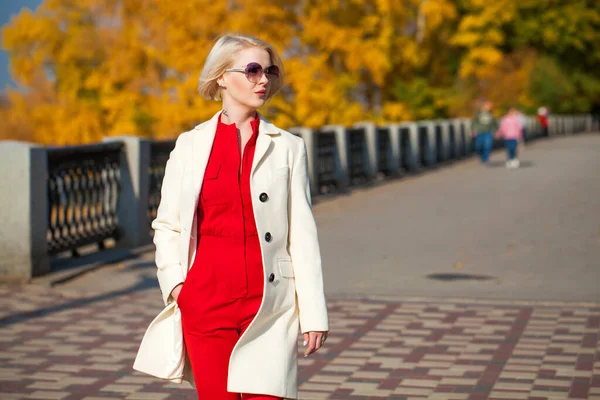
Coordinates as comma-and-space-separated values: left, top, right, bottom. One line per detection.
225, 62, 280, 83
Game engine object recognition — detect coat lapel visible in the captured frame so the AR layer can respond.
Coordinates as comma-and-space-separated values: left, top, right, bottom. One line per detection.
192, 111, 220, 201
251, 114, 280, 176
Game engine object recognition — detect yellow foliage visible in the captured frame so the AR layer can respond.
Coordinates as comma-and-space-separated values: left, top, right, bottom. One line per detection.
0, 0, 597, 144
381, 102, 413, 122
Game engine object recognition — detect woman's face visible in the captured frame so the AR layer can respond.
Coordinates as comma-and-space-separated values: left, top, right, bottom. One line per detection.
220, 47, 273, 111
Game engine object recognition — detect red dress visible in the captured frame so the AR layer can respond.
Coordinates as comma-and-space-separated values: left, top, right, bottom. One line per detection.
177, 115, 277, 400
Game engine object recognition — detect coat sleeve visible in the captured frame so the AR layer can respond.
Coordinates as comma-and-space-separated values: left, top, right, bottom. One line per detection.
151, 134, 186, 306
288, 137, 329, 333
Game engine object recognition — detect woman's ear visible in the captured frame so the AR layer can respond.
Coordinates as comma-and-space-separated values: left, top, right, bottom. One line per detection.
217, 76, 226, 89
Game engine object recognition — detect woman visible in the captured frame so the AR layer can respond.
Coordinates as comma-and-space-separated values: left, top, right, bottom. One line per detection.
133, 35, 329, 400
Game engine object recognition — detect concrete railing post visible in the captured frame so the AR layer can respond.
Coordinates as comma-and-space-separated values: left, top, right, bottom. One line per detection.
439, 120, 451, 161
0, 141, 49, 281
103, 136, 152, 249
419, 121, 436, 166
290, 127, 318, 195
400, 122, 420, 171
462, 119, 474, 154
451, 119, 464, 157
354, 122, 379, 180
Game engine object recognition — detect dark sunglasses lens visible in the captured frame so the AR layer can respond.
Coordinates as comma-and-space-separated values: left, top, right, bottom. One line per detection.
265, 65, 280, 79
245, 63, 263, 81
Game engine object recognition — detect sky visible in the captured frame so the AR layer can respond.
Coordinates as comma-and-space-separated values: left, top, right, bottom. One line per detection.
0, 0, 43, 90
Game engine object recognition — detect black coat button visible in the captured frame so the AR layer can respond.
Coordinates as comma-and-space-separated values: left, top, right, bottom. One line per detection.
265, 232, 272, 242
268, 273, 275, 282
259, 193, 269, 202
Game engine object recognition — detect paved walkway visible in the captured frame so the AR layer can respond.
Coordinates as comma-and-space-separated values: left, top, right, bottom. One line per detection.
314, 134, 600, 302
1, 134, 599, 400
1, 285, 599, 400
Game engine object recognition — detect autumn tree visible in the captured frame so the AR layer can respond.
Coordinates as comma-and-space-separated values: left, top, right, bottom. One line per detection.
1, 0, 599, 144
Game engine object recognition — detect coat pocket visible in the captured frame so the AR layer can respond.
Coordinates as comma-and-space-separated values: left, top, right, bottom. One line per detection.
278, 259, 295, 278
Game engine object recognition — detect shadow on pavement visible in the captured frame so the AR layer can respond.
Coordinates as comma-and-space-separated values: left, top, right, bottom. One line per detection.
0, 272, 159, 328
127, 261, 156, 271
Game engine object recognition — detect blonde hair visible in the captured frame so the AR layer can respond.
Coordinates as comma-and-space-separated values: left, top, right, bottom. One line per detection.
198, 34, 284, 101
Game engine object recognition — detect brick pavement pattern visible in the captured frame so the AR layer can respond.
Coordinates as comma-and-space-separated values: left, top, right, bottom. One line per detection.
1, 286, 599, 400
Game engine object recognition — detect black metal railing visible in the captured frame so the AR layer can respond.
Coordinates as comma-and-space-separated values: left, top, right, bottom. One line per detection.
148, 140, 175, 226
400, 126, 414, 171
377, 127, 391, 176
315, 131, 338, 194
455, 123, 466, 157
40, 114, 591, 260
435, 124, 445, 162
347, 127, 368, 185
418, 125, 430, 166
47, 142, 123, 255
448, 124, 457, 159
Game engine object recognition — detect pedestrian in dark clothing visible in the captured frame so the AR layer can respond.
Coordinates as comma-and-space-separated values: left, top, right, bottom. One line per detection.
471, 100, 498, 164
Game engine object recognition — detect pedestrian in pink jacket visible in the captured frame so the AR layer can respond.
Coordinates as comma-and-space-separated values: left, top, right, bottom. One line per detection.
496, 107, 523, 168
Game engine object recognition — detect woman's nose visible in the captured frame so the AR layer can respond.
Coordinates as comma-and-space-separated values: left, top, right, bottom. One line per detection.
258, 71, 269, 85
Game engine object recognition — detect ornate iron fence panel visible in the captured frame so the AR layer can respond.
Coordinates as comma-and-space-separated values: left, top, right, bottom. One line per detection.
435, 124, 444, 162
418, 125, 429, 166
377, 127, 391, 176
47, 142, 123, 255
448, 123, 457, 159
400, 126, 412, 171
347, 127, 368, 185
148, 140, 176, 226
315, 131, 337, 194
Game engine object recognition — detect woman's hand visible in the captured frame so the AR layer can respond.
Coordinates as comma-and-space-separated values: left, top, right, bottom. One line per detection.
303, 331, 328, 357
171, 283, 183, 303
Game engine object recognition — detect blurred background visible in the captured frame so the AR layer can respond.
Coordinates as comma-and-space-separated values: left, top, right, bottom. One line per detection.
1, 0, 599, 145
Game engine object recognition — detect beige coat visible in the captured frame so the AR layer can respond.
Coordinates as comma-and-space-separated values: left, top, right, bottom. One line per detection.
133, 111, 329, 399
